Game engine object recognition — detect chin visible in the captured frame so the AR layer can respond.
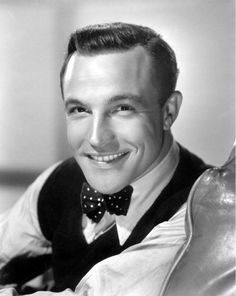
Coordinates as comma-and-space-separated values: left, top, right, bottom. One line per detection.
86, 177, 128, 194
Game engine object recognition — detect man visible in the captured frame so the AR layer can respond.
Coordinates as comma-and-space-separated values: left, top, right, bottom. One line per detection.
0, 22, 209, 294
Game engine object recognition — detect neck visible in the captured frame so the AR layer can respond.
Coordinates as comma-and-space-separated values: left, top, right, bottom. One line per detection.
157, 131, 173, 163
134, 131, 173, 182
150, 131, 173, 169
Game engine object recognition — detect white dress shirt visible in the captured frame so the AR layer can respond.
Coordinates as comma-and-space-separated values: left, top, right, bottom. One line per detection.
0, 141, 187, 296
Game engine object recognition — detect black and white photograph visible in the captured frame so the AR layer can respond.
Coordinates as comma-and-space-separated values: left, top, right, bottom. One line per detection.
0, 0, 235, 295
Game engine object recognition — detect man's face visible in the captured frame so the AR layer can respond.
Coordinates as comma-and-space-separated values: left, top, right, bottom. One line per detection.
63, 46, 165, 194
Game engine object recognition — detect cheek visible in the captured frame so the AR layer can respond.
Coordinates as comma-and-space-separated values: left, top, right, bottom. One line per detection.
123, 116, 162, 146
145, 114, 163, 142
66, 121, 86, 149
114, 120, 144, 145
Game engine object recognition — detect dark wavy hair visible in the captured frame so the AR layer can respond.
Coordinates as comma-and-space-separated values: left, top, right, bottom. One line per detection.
60, 22, 179, 105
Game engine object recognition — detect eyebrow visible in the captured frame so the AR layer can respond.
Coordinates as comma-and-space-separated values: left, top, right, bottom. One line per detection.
64, 94, 144, 109
107, 94, 144, 105
64, 98, 89, 110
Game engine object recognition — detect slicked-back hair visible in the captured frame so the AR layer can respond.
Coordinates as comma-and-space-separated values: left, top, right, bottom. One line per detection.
60, 22, 179, 105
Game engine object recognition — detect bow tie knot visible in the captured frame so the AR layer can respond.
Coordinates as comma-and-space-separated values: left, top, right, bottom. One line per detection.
80, 183, 133, 223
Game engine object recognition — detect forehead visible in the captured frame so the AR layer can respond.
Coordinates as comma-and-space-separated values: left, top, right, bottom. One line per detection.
63, 46, 157, 103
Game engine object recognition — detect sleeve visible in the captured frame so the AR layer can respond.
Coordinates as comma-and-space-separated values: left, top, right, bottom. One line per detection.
0, 162, 61, 273
75, 203, 187, 296
0, 287, 74, 296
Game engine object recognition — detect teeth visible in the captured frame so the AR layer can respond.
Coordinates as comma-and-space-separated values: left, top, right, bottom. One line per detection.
104, 156, 110, 161
90, 152, 127, 162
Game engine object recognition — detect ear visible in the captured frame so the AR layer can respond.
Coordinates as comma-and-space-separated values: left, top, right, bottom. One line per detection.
162, 91, 182, 131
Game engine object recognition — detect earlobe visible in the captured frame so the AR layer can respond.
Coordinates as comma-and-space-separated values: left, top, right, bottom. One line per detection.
163, 91, 183, 131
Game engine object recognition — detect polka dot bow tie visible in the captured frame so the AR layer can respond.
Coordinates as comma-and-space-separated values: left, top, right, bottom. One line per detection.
80, 182, 133, 223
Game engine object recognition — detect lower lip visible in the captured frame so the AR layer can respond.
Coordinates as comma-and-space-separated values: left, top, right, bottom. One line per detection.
88, 152, 130, 167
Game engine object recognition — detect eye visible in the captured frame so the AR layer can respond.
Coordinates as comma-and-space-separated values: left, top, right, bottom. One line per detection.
113, 105, 135, 115
66, 106, 90, 116
118, 105, 133, 111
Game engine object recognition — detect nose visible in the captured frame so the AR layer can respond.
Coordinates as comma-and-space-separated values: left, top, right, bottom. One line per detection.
89, 114, 116, 150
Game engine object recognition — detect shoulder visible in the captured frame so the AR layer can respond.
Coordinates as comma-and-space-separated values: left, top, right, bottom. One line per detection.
39, 157, 85, 190
177, 144, 212, 177
37, 158, 86, 240
167, 143, 212, 202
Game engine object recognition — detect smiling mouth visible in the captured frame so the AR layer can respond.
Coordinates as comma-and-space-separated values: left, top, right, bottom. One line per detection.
87, 152, 129, 163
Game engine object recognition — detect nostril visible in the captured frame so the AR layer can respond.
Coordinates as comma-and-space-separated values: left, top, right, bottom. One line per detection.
89, 130, 116, 148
